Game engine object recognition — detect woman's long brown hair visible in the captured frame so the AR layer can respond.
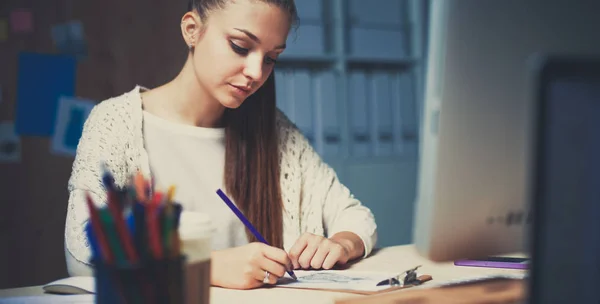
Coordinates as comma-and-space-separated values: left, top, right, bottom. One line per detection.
190, 0, 298, 249
224, 74, 283, 248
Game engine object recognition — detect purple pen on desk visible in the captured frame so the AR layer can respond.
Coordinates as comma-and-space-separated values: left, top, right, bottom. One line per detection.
216, 189, 298, 281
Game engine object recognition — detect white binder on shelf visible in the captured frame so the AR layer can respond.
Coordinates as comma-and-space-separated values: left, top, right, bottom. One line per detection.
396, 71, 418, 154
291, 70, 315, 145
315, 71, 341, 157
371, 72, 394, 156
348, 72, 371, 157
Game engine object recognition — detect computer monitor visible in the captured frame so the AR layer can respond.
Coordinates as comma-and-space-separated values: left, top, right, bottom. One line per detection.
528, 56, 600, 304
413, 0, 600, 262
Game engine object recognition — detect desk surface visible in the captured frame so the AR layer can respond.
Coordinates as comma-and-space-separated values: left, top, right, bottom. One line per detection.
0, 245, 527, 304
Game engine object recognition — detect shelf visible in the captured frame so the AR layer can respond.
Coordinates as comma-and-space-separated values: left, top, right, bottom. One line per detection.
278, 54, 337, 64
277, 54, 418, 70
346, 56, 418, 69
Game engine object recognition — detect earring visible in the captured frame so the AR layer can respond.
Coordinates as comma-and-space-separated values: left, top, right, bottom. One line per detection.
189, 34, 196, 50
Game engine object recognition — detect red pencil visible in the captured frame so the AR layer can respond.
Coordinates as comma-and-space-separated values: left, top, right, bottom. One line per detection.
146, 192, 164, 259
85, 192, 113, 264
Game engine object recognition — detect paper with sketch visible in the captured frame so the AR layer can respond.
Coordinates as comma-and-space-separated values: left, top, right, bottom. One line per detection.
276, 270, 399, 292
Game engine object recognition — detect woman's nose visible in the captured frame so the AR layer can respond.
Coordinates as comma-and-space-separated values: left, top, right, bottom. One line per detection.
243, 56, 264, 81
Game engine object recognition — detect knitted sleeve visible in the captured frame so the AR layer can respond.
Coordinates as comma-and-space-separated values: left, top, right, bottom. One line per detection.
64, 101, 128, 276
278, 114, 378, 258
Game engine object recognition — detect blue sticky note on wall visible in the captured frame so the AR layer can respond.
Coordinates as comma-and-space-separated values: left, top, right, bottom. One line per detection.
15, 52, 76, 136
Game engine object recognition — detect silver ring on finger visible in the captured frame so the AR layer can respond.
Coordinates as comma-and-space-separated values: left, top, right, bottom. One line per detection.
263, 270, 270, 284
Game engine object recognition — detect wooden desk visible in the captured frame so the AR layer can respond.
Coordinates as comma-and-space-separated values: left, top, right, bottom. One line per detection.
0, 245, 527, 304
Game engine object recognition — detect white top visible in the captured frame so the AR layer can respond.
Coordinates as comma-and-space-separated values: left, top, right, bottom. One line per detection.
64, 86, 378, 276
142, 110, 248, 250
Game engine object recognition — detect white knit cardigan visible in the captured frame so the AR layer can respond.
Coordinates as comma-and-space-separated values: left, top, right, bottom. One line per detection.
64, 86, 378, 276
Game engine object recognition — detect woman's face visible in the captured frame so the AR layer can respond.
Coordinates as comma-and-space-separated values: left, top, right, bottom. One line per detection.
185, 0, 290, 109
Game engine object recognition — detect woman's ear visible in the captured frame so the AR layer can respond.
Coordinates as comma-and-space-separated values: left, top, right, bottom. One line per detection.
180, 12, 203, 49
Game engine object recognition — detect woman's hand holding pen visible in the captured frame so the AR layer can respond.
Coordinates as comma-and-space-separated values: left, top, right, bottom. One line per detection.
210, 242, 294, 289
288, 232, 364, 270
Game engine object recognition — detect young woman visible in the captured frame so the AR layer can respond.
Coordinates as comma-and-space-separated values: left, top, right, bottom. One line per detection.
65, 0, 377, 289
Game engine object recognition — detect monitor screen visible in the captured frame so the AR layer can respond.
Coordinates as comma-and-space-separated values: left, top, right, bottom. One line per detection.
414, 0, 600, 263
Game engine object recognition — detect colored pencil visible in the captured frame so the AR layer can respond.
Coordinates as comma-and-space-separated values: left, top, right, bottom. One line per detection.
216, 189, 298, 280
85, 193, 113, 264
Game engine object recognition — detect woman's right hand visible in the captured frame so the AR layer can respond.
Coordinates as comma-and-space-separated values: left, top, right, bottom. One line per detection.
210, 242, 293, 289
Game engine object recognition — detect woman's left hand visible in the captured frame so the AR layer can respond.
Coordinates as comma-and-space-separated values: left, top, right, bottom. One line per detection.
288, 233, 352, 270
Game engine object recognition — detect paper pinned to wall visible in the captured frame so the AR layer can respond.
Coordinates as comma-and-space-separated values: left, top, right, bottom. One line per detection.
9, 9, 34, 33
0, 121, 22, 163
52, 20, 88, 59
0, 18, 8, 41
15, 52, 77, 136
51, 96, 95, 157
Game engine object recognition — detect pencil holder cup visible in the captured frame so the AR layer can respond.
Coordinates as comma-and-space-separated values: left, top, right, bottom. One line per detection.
92, 256, 186, 304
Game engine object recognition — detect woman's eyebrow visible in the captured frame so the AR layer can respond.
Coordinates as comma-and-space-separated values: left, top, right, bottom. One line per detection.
233, 28, 287, 50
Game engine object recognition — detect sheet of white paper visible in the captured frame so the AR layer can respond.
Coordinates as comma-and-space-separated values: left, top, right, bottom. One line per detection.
0, 121, 21, 163
51, 96, 95, 157
0, 294, 94, 304
276, 270, 399, 292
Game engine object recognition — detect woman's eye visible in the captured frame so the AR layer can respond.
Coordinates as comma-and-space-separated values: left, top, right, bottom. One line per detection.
230, 41, 249, 55
230, 40, 277, 65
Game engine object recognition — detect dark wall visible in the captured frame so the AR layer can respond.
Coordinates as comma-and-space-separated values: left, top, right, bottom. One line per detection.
0, 0, 188, 288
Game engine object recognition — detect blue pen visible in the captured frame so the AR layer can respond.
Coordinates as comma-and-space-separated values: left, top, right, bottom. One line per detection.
216, 189, 298, 281
85, 223, 100, 261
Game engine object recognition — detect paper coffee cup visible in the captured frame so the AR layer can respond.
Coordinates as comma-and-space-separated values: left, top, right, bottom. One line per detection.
178, 212, 213, 263
179, 212, 213, 304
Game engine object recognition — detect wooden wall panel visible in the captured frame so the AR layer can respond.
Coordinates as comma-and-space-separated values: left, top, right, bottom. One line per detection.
0, 0, 188, 288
